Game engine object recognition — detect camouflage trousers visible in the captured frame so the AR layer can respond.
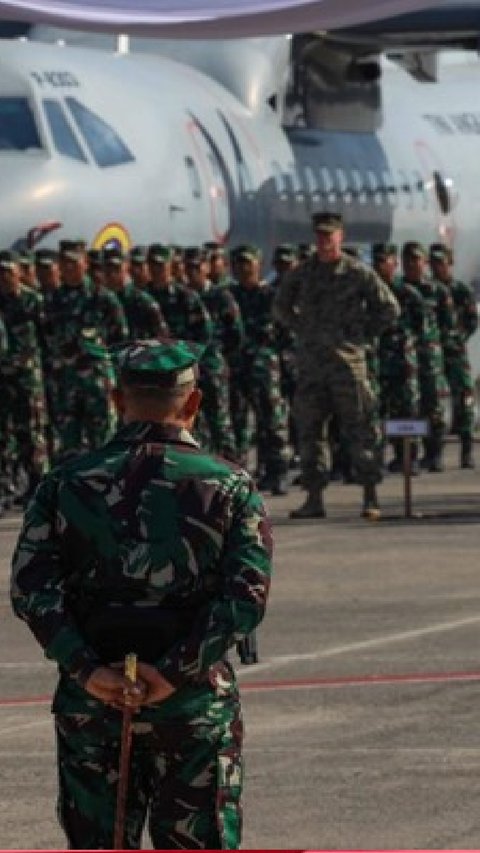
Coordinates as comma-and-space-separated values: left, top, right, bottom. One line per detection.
0, 376, 48, 478
295, 356, 382, 489
417, 347, 447, 441
444, 346, 475, 438
54, 368, 117, 461
55, 698, 243, 850
230, 347, 288, 475
197, 364, 237, 458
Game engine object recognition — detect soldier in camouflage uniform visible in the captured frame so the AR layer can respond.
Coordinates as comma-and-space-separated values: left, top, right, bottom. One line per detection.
45, 240, 128, 460
129, 246, 150, 291
0, 310, 9, 516
429, 243, 478, 468
274, 213, 399, 519
184, 247, 243, 458
0, 250, 48, 501
103, 247, 169, 340
374, 243, 425, 473
18, 249, 38, 290
147, 244, 212, 346
36, 249, 63, 461
230, 245, 289, 495
11, 339, 272, 850
402, 242, 454, 472
204, 243, 235, 289
87, 249, 106, 291
270, 245, 300, 467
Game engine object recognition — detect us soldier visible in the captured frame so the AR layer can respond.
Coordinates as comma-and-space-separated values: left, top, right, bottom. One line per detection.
374, 243, 425, 473
274, 213, 400, 519
0, 250, 48, 501
103, 247, 169, 340
11, 338, 272, 850
47, 240, 128, 460
184, 246, 242, 457
402, 241, 453, 472
230, 245, 289, 494
429, 243, 478, 468
129, 245, 150, 290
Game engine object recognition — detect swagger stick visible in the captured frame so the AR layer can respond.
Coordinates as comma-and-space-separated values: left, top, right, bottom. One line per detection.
114, 652, 137, 850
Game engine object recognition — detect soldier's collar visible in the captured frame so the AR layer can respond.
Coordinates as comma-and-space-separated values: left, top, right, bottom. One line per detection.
114, 421, 200, 448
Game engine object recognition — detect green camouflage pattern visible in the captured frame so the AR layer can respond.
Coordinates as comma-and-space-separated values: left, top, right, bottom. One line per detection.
11, 420, 272, 849
441, 278, 478, 437
116, 282, 170, 341
379, 278, 425, 420
148, 281, 212, 345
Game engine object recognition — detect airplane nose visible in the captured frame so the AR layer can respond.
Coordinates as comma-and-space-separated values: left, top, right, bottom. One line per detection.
0, 156, 67, 246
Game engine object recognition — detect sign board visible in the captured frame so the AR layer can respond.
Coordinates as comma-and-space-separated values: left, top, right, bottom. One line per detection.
384, 419, 429, 438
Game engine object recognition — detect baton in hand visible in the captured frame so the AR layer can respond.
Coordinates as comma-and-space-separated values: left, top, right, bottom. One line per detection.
113, 652, 137, 850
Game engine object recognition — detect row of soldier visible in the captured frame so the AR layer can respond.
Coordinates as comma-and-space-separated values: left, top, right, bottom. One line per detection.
0, 233, 477, 514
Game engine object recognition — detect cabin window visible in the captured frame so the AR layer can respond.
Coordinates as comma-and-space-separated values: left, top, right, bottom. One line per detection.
65, 97, 134, 168
0, 97, 42, 151
43, 99, 87, 162
184, 155, 202, 198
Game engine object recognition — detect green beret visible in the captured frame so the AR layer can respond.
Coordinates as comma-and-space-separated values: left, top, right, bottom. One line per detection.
372, 242, 398, 261
312, 212, 343, 232
0, 249, 19, 270
148, 244, 172, 264
402, 241, 426, 259
116, 339, 205, 390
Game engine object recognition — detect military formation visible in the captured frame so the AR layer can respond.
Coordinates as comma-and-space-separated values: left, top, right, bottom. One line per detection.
0, 217, 478, 518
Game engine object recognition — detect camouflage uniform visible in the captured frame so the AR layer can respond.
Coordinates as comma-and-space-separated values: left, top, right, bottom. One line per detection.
196, 283, 244, 458
46, 278, 128, 459
0, 285, 48, 486
148, 281, 212, 345
11, 340, 272, 850
230, 281, 289, 480
441, 278, 478, 440
274, 251, 399, 493
117, 282, 170, 340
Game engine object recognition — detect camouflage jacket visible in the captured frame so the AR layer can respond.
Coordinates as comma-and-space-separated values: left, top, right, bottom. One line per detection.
273, 253, 400, 367
194, 282, 244, 373
0, 285, 46, 380
231, 281, 278, 354
379, 278, 426, 358
405, 277, 454, 352
440, 278, 478, 351
117, 282, 170, 341
148, 281, 212, 345
45, 278, 128, 374
11, 421, 272, 719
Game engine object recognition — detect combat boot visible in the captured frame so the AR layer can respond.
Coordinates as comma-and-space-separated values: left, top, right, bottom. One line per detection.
428, 439, 444, 473
290, 488, 326, 519
362, 483, 381, 520
461, 436, 475, 469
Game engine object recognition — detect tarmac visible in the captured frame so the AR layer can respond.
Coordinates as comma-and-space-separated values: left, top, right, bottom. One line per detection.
1, 441, 480, 850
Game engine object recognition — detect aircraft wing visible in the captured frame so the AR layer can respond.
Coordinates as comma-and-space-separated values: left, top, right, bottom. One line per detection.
0, 0, 442, 37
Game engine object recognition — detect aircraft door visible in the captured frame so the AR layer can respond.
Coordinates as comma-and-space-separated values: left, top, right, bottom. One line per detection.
186, 114, 231, 243
414, 140, 457, 245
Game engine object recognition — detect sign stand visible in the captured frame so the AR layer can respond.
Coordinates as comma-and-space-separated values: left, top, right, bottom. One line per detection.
385, 420, 429, 519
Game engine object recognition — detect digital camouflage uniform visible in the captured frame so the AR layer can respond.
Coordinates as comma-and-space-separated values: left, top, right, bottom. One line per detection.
406, 277, 454, 450
230, 281, 289, 479
0, 285, 48, 485
274, 252, 400, 491
440, 277, 478, 439
195, 282, 244, 458
117, 282, 170, 341
11, 340, 272, 850
46, 278, 128, 459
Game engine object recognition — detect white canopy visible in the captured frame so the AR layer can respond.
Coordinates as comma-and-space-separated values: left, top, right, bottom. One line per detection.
0, 0, 442, 37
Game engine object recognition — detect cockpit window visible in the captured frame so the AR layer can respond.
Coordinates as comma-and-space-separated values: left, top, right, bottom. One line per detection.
43, 99, 87, 163
65, 97, 134, 168
0, 97, 42, 151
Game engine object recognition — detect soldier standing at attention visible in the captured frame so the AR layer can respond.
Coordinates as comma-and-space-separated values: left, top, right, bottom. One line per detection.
129, 246, 150, 290
18, 249, 39, 290
402, 242, 454, 472
36, 249, 63, 461
103, 247, 170, 340
147, 243, 212, 346
429, 243, 478, 468
87, 249, 106, 291
230, 245, 290, 495
47, 240, 128, 460
11, 339, 272, 850
204, 243, 235, 289
184, 246, 243, 458
0, 250, 48, 502
274, 213, 399, 519
373, 243, 425, 473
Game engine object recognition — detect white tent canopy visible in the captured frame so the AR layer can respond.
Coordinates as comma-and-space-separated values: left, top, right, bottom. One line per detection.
0, 0, 443, 37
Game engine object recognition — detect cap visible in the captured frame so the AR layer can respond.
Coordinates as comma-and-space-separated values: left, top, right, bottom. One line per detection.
129, 245, 147, 264
87, 249, 104, 268
18, 249, 35, 266
203, 241, 225, 257
297, 242, 315, 260
103, 247, 125, 266
372, 242, 398, 261
148, 243, 172, 264
59, 239, 86, 261
402, 241, 426, 259
35, 248, 59, 268
312, 212, 343, 232
184, 247, 207, 266
273, 243, 297, 264
429, 243, 451, 262
0, 249, 19, 270
116, 339, 205, 390
235, 244, 261, 262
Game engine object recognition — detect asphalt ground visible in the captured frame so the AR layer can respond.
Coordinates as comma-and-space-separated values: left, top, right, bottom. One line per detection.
1, 442, 480, 849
